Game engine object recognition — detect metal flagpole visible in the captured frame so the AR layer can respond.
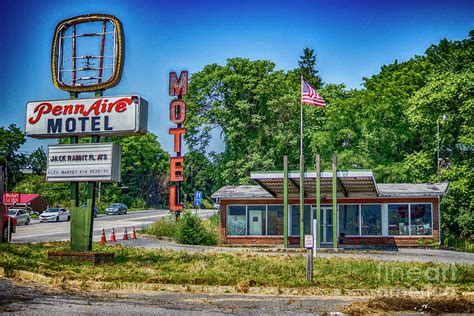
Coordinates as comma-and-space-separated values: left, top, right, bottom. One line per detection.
300, 75, 304, 248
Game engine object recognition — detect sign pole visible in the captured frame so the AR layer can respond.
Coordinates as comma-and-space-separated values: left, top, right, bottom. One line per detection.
69, 92, 81, 251
304, 234, 313, 282
316, 154, 321, 249
299, 75, 304, 248
332, 155, 338, 249
283, 155, 288, 248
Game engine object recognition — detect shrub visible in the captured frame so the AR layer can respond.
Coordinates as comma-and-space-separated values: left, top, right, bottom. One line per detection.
142, 215, 176, 238
175, 212, 218, 245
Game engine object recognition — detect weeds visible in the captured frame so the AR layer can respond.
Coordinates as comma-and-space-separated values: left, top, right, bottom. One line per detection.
1, 242, 473, 291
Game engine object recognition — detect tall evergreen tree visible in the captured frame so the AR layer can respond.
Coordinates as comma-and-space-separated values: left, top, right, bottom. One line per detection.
298, 47, 322, 89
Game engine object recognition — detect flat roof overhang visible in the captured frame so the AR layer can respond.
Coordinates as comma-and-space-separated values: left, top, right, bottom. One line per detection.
250, 170, 379, 198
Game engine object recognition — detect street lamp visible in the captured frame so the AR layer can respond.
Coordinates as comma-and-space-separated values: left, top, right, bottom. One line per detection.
437, 113, 447, 173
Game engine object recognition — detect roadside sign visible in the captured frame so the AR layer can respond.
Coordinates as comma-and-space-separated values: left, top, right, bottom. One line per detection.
46, 143, 121, 182
193, 191, 203, 207
3, 192, 20, 205
304, 234, 313, 249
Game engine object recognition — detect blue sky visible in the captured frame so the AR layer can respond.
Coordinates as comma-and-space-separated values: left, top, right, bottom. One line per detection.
1, 0, 473, 154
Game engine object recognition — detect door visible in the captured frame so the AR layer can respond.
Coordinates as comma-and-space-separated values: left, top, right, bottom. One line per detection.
248, 209, 262, 235
320, 207, 333, 244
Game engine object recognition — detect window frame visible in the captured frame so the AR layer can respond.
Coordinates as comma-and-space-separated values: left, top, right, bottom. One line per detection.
387, 203, 433, 237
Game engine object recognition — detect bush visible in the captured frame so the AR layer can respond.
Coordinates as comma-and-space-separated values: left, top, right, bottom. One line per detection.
175, 212, 218, 245
142, 215, 176, 238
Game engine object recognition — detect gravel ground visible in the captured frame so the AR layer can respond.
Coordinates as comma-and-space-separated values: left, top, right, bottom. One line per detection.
118, 237, 474, 265
0, 278, 365, 315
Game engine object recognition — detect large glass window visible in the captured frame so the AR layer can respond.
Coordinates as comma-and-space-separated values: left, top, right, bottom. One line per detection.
267, 205, 284, 235
361, 205, 382, 235
410, 204, 432, 235
227, 206, 246, 235
388, 204, 409, 235
338, 205, 360, 235
291, 205, 311, 236
247, 205, 266, 235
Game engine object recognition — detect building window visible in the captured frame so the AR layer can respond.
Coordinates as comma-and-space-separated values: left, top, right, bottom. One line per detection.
291, 205, 311, 236
267, 205, 284, 235
410, 204, 432, 235
388, 204, 409, 235
361, 204, 382, 235
338, 205, 360, 235
247, 205, 266, 235
227, 206, 246, 235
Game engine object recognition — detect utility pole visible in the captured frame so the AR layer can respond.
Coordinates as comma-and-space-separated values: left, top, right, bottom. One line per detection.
437, 113, 447, 174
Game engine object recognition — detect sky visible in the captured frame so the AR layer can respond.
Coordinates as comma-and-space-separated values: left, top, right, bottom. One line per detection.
0, 0, 473, 155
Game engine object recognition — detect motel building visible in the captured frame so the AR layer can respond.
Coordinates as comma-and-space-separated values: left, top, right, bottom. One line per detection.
211, 170, 448, 248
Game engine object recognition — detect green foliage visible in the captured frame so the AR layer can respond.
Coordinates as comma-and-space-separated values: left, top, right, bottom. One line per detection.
28, 146, 46, 175
184, 32, 474, 243
0, 124, 27, 190
298, 47, 322, 89
142, 215, 177, 238
13, 174, 68, 207
175, 212, 218, 245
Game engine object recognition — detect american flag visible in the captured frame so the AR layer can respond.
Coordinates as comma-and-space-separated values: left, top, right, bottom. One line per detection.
302, 80, 326, 107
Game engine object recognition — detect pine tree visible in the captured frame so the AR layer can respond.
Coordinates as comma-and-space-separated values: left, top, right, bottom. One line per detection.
298, 47, 322, 89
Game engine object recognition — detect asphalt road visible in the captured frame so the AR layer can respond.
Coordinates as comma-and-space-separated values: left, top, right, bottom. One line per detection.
11, 209, 217, 243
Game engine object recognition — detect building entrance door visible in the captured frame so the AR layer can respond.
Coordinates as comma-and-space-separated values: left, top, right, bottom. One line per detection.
248, 209, 262, 235
320, 207, 333, 245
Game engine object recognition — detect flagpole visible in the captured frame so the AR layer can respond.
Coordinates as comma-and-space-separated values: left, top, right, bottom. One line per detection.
300, 74, 304, 248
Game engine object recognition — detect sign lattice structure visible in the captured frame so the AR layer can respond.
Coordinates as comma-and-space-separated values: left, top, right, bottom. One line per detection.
51, 14, 124, 92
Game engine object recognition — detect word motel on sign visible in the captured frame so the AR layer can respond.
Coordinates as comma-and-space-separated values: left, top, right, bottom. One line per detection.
168, 71, 188, 212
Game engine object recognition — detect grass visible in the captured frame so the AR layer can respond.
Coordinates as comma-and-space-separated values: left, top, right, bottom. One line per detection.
444, 237, 474, 253
1, 242, 473, 291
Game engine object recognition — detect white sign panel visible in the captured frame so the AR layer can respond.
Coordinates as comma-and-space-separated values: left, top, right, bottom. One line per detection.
26, 95, 148, 138
47, 143, 121, 182
304, 234, 313, 249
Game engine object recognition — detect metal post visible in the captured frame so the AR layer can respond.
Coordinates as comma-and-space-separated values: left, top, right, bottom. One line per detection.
316, 154, 321, 249
306, 248, 313, 282
283, 155, 289, 248
332, 155, 338, 249
299, 75, 304, 248
69, 92, 79, 211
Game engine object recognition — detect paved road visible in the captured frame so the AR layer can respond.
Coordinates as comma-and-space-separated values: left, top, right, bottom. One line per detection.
11, 209, 217, 243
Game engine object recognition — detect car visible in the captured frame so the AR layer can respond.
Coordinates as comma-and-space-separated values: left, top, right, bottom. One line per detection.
106, 203, 128, 215
39, 208, 70, 222
7, 209, 31, 226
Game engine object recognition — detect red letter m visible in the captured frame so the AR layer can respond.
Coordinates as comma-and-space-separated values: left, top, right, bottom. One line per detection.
169, 71, 188, 96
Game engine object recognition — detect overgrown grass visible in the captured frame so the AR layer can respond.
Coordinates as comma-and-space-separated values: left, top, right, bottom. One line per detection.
444, 237, 474, 253
1, 242, 473, 291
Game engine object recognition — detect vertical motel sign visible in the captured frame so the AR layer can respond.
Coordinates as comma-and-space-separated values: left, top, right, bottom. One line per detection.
169, 71, 188, 215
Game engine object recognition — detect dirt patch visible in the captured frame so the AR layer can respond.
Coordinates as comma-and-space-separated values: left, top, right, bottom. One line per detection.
343, 295, 474, 314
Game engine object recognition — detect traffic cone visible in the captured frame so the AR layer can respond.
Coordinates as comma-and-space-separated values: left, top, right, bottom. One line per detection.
100, 229, 107, 244
109, 228, 117, 242
123, 228, 129, 240
131, 226, 137, 239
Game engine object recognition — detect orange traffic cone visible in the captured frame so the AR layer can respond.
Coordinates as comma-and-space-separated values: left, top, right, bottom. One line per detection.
109, 228, 117, 242
123, 228, 129, 240
131, 226, 137, 239
100, 229, 107, 244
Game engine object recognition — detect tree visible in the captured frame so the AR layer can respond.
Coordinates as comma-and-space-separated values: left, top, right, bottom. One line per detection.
298, 47, 322, 89
28, 146, 47, 175
0, 124, 27, 191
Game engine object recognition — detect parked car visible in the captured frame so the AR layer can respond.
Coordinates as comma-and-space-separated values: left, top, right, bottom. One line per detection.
7, 209, 31, 226
106, 203, 128, 215
39, 208, 70, 222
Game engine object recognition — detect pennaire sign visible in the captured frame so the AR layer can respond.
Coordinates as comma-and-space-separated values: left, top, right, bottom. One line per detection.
25, 95, 148, 138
